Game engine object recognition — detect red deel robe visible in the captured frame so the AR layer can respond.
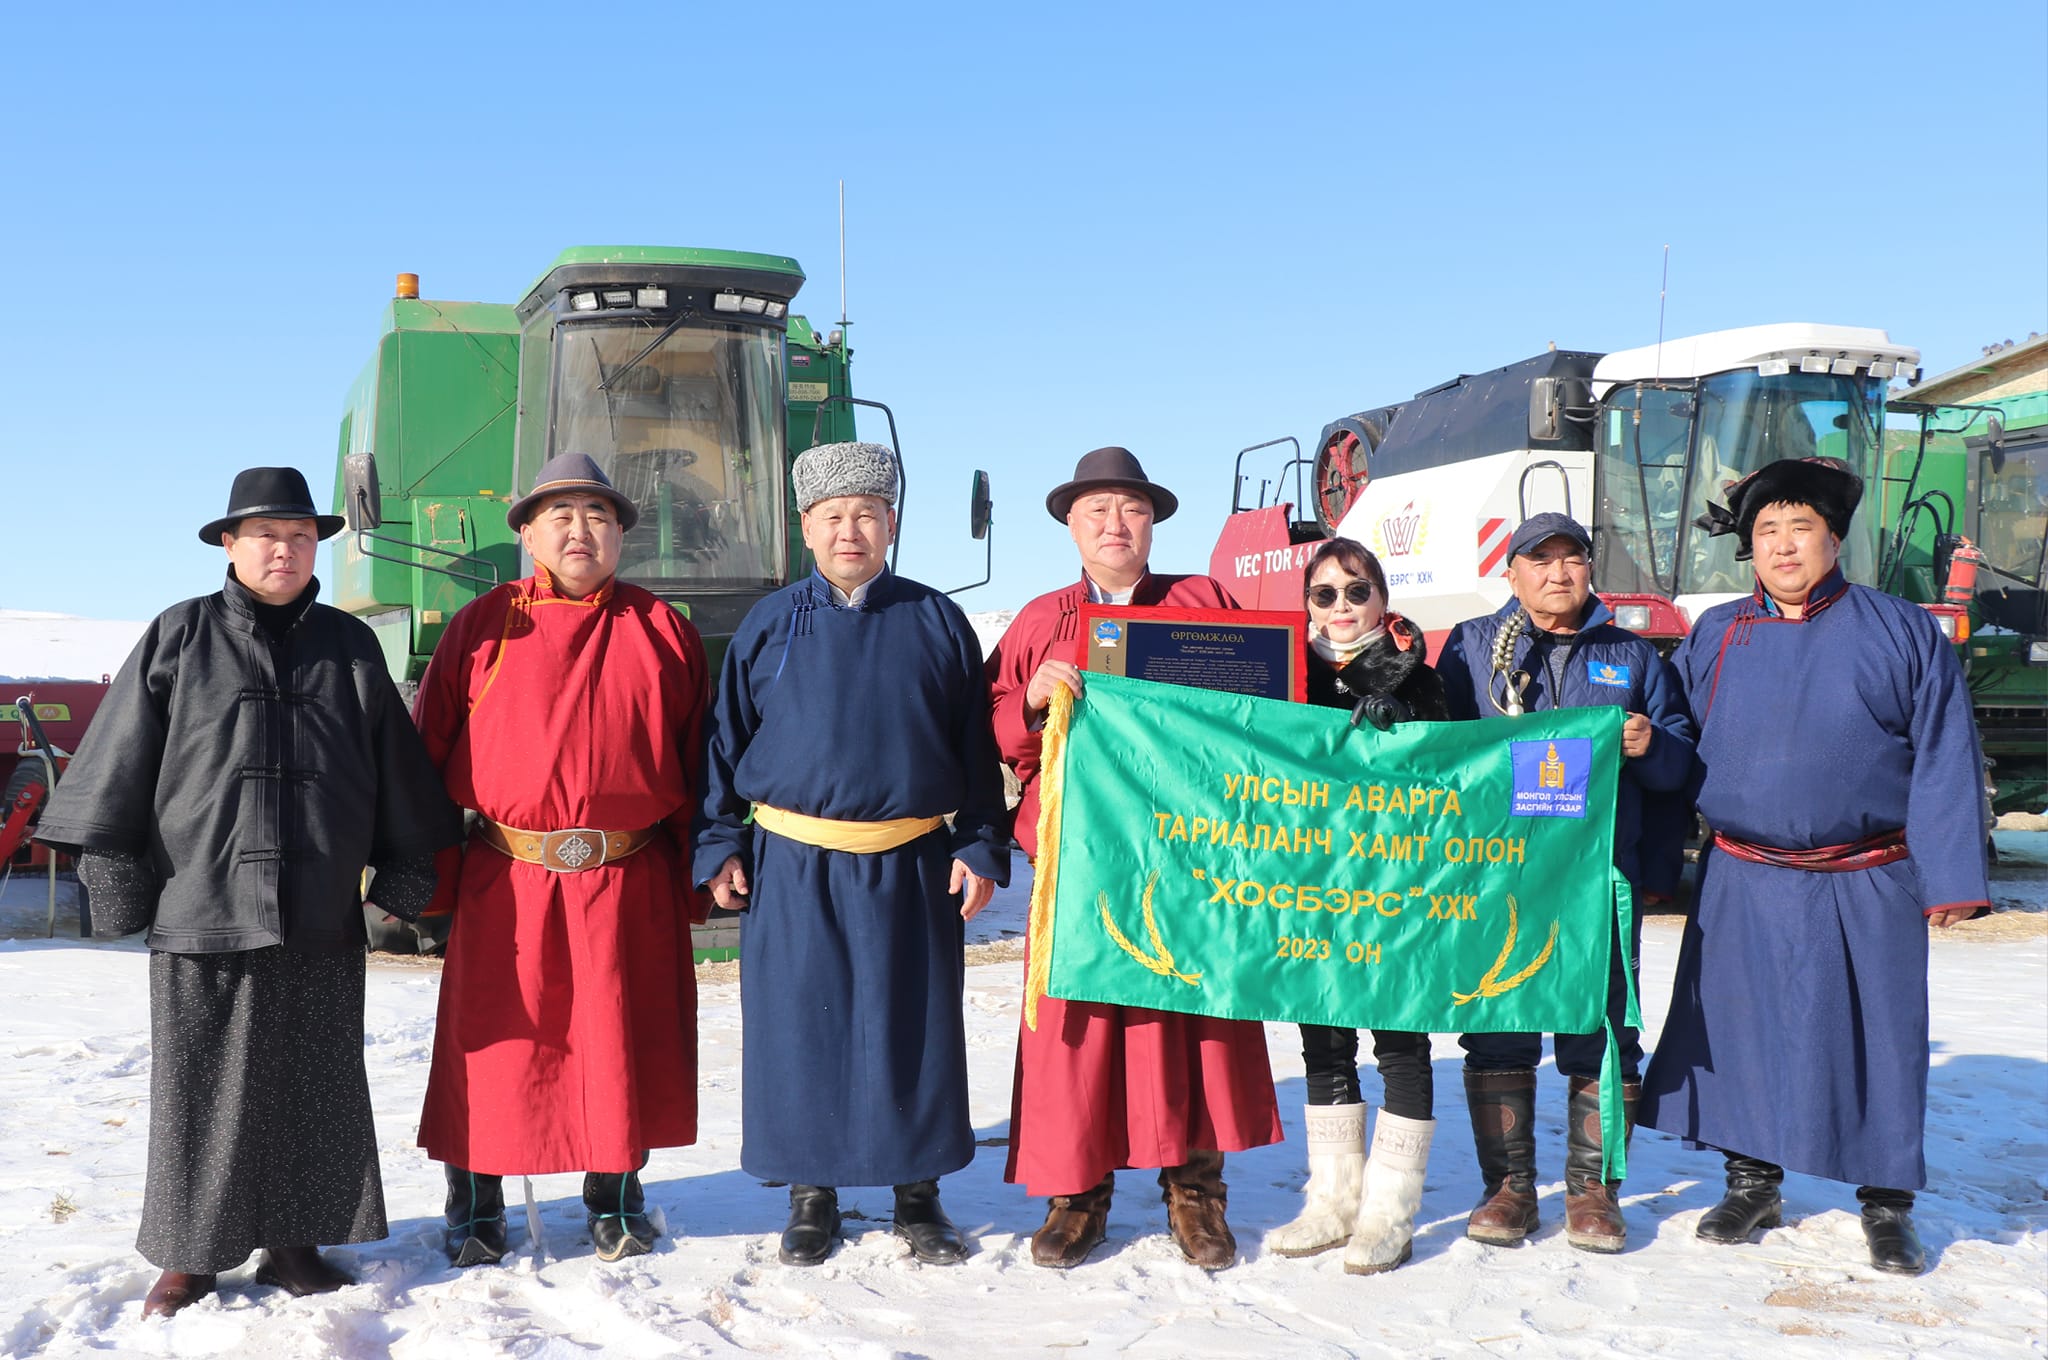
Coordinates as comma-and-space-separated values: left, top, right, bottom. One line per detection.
989, 573, 1282, 1195
414, 570, 709, 1175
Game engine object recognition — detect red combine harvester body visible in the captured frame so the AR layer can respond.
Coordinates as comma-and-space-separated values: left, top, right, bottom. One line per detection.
2, 682, 113, 871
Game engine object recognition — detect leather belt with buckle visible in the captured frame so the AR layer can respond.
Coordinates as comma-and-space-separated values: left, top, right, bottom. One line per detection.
475, 820, 659, 873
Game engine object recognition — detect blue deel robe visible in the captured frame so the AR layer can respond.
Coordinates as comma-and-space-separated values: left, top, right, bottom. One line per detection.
1638, 571, 1991, 1189
694, 569, 1011, 1187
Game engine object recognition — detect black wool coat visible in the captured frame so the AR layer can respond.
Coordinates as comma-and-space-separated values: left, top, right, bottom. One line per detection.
1304, 614, 1451, 723
35, 572, 461, 954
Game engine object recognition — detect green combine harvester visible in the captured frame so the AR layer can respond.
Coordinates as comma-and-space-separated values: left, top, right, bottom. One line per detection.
1881, 389, 2048, 816
326, 245, 993, 955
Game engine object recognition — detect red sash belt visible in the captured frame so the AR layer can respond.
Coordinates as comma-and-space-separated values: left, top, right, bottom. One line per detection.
1710, 828, 1907, 872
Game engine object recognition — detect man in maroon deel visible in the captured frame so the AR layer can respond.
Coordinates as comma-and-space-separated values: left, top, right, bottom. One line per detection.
414, 453, 710, 1267
987, 446, 1281, 1270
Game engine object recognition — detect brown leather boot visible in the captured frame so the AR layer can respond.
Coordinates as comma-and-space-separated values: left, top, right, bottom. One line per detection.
1159, 1150, 1236, 1270
1030, 1173, 1113, 1268
1464, 1069, 1539, 1244
254, 1245, 354, 1296
141, 1270, 216, 1318
1563, 1077, 1640, 1253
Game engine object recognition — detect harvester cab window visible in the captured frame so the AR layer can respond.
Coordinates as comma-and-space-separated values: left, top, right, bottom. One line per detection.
1678, 370, 1886, 596
1594, 384, 1691, 595
548, 320, 788, 589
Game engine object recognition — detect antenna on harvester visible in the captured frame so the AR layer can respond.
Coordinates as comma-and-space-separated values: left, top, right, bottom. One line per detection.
1654, 244, 1670, 380
838, 179, 848, 334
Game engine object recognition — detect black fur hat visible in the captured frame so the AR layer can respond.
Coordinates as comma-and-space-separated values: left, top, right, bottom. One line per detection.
1693, 457, 1863, 561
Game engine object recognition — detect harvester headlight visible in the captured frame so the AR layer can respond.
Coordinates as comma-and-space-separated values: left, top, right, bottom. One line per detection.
2029, 640, 2048, 665
1831, 356, 1859, 376
636, 287, 668, 309
738, 296, 767, 315
1799, 354, 1830, 374
1933, 612, 1957, 639
1757, 358, 1791, 377
766, 301, 787, 319
602, 289, 633, 308
713, 292, 743, 312
1868, 360, 1894, 379
1615, 604, 1653, 632
571, 291, 600, 312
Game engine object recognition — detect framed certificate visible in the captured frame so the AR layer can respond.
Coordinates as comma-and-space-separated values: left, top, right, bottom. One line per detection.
1077, 606, 1306, 703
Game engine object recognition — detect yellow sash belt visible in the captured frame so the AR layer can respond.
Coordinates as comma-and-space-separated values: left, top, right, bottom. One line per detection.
751, 804, 944, 854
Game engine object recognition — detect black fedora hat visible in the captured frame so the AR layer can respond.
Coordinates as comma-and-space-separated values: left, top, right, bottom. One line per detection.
506, 452, 640, 532
1044, 446, 1179, 523
198, 467, 346, 544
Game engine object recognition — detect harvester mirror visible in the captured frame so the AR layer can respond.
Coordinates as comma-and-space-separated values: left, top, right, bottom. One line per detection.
342, 453, 383, 530
970, 470, 993, 541
1529, 378, 1563, 442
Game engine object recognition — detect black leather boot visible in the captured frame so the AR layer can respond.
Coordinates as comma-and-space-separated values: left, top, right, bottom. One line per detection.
1464, 1069, 1539, 1244
893, 1179, 968, 1264
779, 1185, 841, 1266
583, 1168, 657, 1262
1857, 1186, 1925, 1275
1696, 1154, 1783, 1243
254, 1245, 354, 1295
443, 1164, 510, 1267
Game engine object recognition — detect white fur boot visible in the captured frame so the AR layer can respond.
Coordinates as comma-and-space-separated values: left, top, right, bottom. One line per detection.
1343, 1111, 1434, 1274
1264, 1102, 1367, 1257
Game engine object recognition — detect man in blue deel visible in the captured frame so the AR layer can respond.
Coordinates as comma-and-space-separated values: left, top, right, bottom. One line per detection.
695, 441, 1010, 1268
1639, 458, 1989, 1275
1435, 511, 1695, 1254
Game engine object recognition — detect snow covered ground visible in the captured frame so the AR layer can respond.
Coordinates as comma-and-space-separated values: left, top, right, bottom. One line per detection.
0, 861, 2042, 1359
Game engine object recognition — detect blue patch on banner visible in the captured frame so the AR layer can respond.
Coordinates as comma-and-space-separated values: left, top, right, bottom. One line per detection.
1586, 660, 1631, 688
1510, 738, 1591, 817
1093, 619, 1123, 647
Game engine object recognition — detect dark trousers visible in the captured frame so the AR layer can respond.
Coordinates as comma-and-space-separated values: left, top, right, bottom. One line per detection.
1460, 904, 1643, 1080
1298, 1025, 1433, 1119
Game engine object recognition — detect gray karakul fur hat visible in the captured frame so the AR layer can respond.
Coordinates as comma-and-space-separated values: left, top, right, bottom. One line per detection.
1694, 456, 1863, 561
792, 441, 900, 512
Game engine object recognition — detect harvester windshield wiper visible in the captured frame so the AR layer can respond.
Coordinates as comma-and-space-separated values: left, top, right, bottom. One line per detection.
599, 311, 691, 393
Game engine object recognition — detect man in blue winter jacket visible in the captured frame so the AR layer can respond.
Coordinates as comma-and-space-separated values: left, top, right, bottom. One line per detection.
1434, 512, 1695, 1255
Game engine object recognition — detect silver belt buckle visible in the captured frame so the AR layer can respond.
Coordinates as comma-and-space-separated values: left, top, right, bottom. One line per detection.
541, 828, 609, 873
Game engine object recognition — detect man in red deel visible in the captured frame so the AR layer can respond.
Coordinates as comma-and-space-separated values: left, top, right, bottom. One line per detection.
413, 452, 710, 1267
987, 447, 1282, 1270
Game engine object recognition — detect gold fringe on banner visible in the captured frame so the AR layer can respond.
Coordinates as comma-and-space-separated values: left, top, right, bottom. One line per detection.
1023, 683, 1075, 1031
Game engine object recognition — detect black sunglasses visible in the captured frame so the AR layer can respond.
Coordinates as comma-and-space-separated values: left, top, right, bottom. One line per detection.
1306, 581, 1375, 608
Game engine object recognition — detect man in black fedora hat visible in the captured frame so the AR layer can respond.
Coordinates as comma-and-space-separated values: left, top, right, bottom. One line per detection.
36, 466, 461, 1318
986, 447, 1281, 1270
412, 451, 713, 1268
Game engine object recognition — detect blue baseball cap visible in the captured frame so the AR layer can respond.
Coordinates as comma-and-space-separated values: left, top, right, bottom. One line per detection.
1507, 512, 1592, 562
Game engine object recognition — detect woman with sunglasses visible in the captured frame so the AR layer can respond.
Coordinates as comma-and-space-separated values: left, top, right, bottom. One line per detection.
1266, 537, 1448, 1274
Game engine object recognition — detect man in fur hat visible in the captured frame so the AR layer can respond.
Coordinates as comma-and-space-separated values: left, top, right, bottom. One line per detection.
696, 441, 1010, 1267
986, 446, 1281, 1270
414, 452, 712, 1267
35, 467, 461, 1317
1639, 457, 1990, 1275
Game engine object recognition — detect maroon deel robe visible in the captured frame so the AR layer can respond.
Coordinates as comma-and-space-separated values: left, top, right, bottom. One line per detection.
414, 569, 709, 1174
989, 573, 1281, 1195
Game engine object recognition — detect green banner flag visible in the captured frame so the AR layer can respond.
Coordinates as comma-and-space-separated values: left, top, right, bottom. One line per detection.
1025, 673, 1638, 1170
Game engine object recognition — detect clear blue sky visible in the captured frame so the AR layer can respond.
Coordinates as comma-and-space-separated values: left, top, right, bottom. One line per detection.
5, 2, 2044, 621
